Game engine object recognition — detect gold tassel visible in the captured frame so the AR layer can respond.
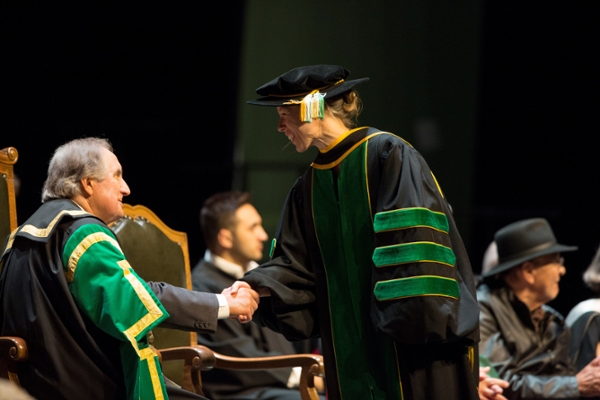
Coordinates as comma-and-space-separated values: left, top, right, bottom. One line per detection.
300, 90, 325, 122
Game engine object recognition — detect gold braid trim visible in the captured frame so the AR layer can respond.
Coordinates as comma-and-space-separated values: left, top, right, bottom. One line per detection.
20, 210, 90, 238
65, 232, 122, 282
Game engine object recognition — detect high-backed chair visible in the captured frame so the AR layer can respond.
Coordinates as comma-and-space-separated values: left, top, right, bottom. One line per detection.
111, 204, 324, 400
0, 147, 18, 249
0, 147, 28, 386
110, 204, 196, 387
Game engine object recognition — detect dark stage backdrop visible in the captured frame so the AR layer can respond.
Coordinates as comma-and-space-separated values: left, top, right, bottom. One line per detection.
472, 2, 600, 317
3, 3, 245, 264
4, 2, 600, 319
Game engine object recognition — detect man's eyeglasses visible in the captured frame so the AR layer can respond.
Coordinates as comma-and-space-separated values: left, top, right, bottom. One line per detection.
532, 254, 564, 268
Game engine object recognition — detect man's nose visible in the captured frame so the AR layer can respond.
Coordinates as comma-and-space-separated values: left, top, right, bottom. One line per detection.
121, 180, 131, 196
258, 227, 268, 242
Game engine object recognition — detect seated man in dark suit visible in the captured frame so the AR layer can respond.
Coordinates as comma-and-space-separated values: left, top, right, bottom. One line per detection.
0, 138, 259, 400
192, 191, 324, 400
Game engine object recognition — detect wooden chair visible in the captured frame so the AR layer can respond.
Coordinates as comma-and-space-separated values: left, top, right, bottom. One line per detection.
0, 200, 324, 400
110, 204, 196, 387
0, 147, 18, 249
0, 147, 26, 387
111, 204, 324, 400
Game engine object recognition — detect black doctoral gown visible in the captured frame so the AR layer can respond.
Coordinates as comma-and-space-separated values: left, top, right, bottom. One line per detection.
242, 127, 480, 400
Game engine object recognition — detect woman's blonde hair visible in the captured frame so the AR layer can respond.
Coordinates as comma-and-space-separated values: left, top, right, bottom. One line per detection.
325, 89, 363, 129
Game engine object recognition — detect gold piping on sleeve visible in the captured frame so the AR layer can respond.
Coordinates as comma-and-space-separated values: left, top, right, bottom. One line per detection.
319, 126, 367, 153
430, 171, 445, 199
468, 345, 475, 372
119, 259, 166, 399
19, 210, 91, 238
64, 232, 165, 399
141, 348, 165, 400
365, 141, 373, 222
393, 342, 405, 398
65, 232, 123, 282
119, 260, 165, 350
312, 132, 387, 170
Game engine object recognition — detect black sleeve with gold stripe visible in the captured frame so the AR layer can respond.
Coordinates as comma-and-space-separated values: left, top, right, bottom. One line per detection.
367, 133, 479, 345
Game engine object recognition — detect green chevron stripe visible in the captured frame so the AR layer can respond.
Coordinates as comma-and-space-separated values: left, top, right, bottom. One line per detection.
373, 207, 448, 233
374, 275, 459, 301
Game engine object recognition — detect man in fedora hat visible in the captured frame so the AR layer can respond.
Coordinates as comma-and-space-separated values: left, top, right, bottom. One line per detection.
478, 218, 600, 398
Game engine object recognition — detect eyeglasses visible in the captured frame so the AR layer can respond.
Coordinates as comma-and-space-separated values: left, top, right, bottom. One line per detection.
531, 255, 564, 268
556, 256, 565, 266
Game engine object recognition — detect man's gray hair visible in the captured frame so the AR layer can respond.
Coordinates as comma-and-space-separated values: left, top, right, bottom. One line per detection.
41, 137, 113, 202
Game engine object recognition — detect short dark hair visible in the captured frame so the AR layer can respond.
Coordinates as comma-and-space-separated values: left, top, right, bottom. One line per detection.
200, 191, 251, 252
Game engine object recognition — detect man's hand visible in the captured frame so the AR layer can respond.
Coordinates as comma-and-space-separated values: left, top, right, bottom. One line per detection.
221, 282, 259, 323
577, 356, 600, 397
479, 366, 509, 400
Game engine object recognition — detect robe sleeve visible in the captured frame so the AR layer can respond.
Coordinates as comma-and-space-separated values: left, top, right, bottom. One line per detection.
62, 223, 169, 400
241, 179, 320, 341
369, 135, 480, 345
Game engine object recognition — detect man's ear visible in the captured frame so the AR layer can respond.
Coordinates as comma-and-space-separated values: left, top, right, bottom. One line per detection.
521, 262, 536, 285
217, 228, 233, 250
80, 178, 94, 197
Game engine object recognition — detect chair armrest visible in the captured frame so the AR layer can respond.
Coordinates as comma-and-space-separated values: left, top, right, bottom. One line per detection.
158, 345, 216, 371
157, 345, 324, 400
157, 345, 216, 396
0, 336, 28, 386
208, 346, 324, 400
0, 337, 28, 362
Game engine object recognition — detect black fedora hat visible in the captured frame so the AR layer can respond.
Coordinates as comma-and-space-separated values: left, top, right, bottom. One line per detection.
482, 218, 577, 278
247, 65, 369, 107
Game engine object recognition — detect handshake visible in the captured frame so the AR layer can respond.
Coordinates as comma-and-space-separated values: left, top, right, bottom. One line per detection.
220, 281, 263, 323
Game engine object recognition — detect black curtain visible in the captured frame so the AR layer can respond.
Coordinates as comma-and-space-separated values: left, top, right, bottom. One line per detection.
472, 1, 600, 316
3, 3, 245, 264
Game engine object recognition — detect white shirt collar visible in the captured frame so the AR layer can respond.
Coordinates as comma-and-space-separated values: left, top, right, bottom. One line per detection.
203, 250, 258, 280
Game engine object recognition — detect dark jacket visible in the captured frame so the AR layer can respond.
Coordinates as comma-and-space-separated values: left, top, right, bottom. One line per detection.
192, 258, 305, 400
478, 284, 580, 399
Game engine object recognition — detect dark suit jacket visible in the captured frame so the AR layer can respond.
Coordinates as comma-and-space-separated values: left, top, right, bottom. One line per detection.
149, 281, 218, 332
192, 259, 304, 400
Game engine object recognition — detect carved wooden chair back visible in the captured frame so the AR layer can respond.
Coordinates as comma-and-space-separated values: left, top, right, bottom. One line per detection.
0, 147, 18, 253
110, 203, 195, 386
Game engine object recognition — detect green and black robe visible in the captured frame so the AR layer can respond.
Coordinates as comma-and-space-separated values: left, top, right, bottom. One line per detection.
0, 199, 169, 400
243, 127, 480, 400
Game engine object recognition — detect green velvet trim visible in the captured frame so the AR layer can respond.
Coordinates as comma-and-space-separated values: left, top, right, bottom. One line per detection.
312, 141, 403, 399
374, 275, 459, 301
269, 238, 276, 259
373, 207, 448, 233
373, 241, 455, 267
